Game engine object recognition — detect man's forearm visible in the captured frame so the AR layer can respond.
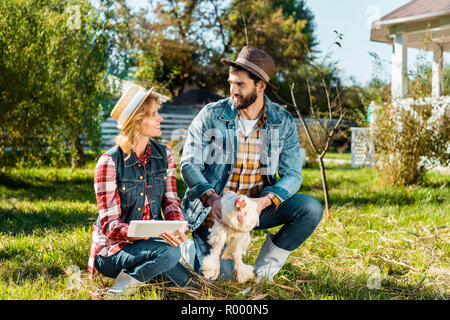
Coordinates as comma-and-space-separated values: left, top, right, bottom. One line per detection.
180, 162, 215, 199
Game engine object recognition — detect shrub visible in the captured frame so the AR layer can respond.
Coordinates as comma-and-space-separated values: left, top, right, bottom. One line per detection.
372, 99, 449, 185
330, 123, 351, 153
298, 121, 328, 166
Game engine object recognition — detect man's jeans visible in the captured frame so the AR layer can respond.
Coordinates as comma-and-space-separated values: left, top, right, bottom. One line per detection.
94, 238, 193, 287
192, 193, 323, 279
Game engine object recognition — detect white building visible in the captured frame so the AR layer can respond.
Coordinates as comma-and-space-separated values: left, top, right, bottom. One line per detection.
371, 0, 450, 100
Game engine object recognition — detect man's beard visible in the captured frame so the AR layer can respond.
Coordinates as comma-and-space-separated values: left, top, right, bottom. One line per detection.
232, 88, 258, 110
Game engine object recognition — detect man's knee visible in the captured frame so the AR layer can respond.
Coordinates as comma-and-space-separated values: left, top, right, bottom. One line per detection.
157, 244, 182, 269
290, 194, 323, 226
308, 196, 323, 227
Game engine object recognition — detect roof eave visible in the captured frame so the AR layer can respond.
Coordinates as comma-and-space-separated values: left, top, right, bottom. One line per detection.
371, 10, 450, 44
370, 26, 392, 44
374, 10, 450, 28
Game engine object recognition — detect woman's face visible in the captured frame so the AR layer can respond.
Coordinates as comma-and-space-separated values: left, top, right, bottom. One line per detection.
141, 99, 163, 138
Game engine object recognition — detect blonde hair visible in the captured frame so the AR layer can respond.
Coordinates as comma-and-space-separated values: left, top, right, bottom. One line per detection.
115, 93, 160, 159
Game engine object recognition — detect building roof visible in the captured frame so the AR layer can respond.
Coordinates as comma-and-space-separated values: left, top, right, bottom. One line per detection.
371, 0, 450, 46
379, 0, 450, 22
167, 88, 223, 106
159, 89, 223, 115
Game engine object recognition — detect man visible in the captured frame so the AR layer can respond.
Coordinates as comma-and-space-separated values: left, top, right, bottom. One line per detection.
180, 46, 323, 281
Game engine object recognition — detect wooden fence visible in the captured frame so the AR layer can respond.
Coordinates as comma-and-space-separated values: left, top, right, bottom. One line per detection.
101, 113, 195, 148
101, 113, 356, 149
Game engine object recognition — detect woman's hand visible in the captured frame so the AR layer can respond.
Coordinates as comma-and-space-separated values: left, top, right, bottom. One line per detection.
161, 227, 188, 246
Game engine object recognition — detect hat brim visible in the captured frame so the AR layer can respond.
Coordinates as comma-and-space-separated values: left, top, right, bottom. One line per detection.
120, 88, 155, 129
222, 59, 279, 91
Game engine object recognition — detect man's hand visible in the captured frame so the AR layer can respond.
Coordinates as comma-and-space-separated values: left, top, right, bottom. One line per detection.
251, 196, 272, 215
201, 190, 223, 228
210, 197, 224, 225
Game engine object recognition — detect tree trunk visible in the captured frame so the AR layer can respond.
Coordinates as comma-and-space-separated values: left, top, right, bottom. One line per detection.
318, 156, 330, 217
71, 127, 85, 169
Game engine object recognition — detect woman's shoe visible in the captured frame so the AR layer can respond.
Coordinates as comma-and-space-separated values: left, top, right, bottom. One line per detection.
107, 269, 143, 298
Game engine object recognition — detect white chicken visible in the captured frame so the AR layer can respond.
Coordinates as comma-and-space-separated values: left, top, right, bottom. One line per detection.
201, 191, 259, 283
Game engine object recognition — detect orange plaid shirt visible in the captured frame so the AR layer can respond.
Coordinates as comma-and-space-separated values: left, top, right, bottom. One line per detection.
222, 108, 281, 208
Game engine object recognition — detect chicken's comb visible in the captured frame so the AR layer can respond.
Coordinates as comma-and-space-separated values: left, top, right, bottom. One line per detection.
236, 198, 246, 210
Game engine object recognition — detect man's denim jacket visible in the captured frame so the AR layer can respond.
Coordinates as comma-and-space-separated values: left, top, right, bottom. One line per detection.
180, 95, 302, 231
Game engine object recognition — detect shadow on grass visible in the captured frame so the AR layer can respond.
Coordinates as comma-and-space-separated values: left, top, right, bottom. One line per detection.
0, 237, 90, 284
0, 171, 95, 202
276, 262, 444, 300
421, 179, 449, 189
331, 192, 418, 207
299, 188, 426, 209
0, 206, 95, 236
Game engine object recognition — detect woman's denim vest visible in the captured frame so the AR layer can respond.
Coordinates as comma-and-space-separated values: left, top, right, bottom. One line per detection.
97, 139, 168, 227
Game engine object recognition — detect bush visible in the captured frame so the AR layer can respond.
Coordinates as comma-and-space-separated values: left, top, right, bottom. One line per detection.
372, 99, 449, 185
330, 123, 351, 153
298, 121, 328, 166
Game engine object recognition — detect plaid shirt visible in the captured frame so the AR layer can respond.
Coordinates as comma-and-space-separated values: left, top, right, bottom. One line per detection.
88, 143, 183, 278
222, 108, 281, 207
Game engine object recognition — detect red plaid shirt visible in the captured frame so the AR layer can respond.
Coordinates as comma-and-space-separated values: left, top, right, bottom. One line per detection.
88, 143, 183, 278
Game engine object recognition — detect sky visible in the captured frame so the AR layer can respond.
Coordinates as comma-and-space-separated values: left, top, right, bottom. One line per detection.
126, 0, 448, 87
304, 0, 418, 86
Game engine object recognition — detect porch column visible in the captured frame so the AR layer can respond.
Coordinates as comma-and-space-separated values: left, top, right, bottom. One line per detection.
432, 43, 444, 98
391, 32, 408, 101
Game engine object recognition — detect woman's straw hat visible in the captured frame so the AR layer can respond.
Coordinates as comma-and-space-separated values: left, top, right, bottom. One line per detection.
110, 84, 155, 129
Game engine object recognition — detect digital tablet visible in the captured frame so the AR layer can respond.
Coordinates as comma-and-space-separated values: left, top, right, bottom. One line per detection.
127, 220, 187, 238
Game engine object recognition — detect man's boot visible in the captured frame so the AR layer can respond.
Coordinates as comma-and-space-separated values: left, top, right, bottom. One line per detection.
254, 233, 291, 282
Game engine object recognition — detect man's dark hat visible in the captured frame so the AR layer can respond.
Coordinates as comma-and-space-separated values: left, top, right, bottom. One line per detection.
222, 46, 279, 91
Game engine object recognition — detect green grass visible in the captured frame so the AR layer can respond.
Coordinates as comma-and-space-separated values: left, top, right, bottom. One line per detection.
323, 151, 351, 161
0, 162, 448, 300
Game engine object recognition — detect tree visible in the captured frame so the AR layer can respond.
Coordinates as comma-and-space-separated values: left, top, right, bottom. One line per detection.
224, 0, 315, 106
119, 0, 210, 97
289, 33, 346, 217
119, 0, 319, 101
0, 0, 56, 165
49, 0, 112, 167
0, 0, 113, 168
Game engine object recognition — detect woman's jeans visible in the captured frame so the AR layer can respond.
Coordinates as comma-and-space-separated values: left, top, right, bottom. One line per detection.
192, 193, 323, 279
94, 238, 194, 287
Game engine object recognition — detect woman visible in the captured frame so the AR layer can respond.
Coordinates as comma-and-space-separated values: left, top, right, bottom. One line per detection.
88, 84, 194, 296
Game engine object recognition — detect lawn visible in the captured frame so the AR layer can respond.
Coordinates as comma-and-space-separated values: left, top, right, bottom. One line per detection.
0, 160, 448, 300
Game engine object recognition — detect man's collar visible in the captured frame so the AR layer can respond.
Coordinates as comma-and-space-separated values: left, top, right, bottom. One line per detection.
219, 95, 281, 127
264, 94, 282, 127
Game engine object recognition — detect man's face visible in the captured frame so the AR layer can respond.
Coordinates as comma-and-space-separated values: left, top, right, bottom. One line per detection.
228, 70, 259, 110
